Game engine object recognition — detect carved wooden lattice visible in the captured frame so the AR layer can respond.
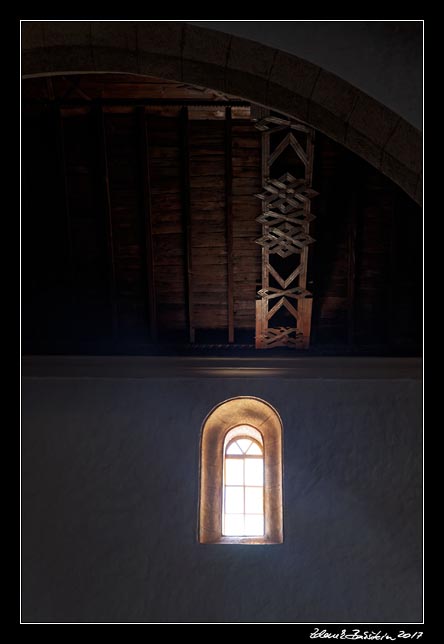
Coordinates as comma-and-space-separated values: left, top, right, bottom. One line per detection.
254, 115, 318, 348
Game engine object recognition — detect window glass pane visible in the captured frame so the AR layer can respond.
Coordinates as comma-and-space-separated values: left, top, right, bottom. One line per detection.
224, 514, 245, 536
225, 486, 244, 514
244, 514, 264, 536
246, 442, 262, 455
226, 441, 243, 455
236, 439, 252, 454
223, 433, 266, 538
245, 458, 264, 486
225, 459, 244, 485
245, 487, 263, 514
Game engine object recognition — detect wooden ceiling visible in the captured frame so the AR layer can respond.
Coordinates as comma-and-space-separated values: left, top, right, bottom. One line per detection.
21, 74, 422, 355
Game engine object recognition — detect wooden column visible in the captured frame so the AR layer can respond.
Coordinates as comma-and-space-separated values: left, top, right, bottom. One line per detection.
96, 105, 118, 339
225, 107, 234, 343
180, 107, 194, 343
137, 107, 157, 342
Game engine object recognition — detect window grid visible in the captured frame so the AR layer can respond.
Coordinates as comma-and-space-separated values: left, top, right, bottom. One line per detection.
223, 437, 265, 537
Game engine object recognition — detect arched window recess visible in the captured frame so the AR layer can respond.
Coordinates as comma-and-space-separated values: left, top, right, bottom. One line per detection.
199, 397, 283, 545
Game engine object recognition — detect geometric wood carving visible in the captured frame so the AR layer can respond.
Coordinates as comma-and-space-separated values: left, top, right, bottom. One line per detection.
254, 115, 318, 348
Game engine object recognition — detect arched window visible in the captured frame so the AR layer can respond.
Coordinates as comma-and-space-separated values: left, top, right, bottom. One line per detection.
199, 397, 283, 544
223, 426, 264, 537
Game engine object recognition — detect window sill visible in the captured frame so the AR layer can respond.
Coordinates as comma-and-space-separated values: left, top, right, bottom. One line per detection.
203, 536, 283, 545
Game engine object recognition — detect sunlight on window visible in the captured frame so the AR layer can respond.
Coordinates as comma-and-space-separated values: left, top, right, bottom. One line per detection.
222, 427, 264, 537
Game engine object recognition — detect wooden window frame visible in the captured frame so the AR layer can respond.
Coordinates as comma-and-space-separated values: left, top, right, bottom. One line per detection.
198, 396, 283, 545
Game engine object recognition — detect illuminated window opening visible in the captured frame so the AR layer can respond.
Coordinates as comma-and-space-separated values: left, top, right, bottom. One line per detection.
223, 426, 264, 537
199, 396, 283, 545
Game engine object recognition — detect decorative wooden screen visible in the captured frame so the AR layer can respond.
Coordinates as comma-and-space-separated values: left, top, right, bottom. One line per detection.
254, 115, 318, 349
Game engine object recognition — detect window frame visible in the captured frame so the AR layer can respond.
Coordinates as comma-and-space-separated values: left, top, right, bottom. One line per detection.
198, 396, 283, 545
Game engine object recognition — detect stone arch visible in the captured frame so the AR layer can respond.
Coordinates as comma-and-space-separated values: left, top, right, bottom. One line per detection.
199, 396, 283, 544
22, 21, 422, 203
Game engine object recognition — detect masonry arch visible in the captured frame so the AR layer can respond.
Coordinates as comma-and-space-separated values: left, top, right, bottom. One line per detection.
21, 22, 422, 204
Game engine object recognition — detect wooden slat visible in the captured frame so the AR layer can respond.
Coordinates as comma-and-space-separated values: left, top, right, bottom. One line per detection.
225, 107, 234, 343
180, 107, 195, 342
268, 132, 308, 167
137, 107, 157, 342
347, 202, 357, 348
96, 105, 118, 338
53, 106, 75, 301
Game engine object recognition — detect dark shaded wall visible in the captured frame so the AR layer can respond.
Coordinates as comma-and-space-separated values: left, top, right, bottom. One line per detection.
22, 368, 422, 623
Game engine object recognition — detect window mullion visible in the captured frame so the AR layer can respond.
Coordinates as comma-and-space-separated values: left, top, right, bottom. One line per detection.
243, 456, 246, 535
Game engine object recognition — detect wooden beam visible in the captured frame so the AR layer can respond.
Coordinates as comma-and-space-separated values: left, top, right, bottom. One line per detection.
46, 78, 55, 100
53, 106, 75, 300
301, 129, 316, 349
24, 98, 251, 107
256, 110, 271, 349
225, 107, 234, 343
180, 107, 195, 343
388, 191, 398, 350
347, 166, 359, 349
255, 300, 263, 347
298, 299, 313, 348
95, 105, 118, 339
137, 107, 157, 342
305, 130, 315, 186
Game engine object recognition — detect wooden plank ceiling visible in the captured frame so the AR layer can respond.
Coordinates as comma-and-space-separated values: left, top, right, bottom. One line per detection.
21, 74, 422, 355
